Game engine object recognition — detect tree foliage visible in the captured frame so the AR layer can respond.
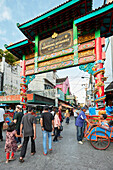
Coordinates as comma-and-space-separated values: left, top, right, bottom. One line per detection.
0, 49, 16, 65
0, 49, 3, 59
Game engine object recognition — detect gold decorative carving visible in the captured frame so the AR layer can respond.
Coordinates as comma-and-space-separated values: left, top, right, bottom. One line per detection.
78, 49, 95, 58
38, 54, 74, 67
78, 32, 95, 44
94, 70, 105, 76
95, 84, 97, 88
101, 77, 108, 81
26, 65, 35, 71
92, 67, 95, 71
52, 32, 58, 39
100, 71, 105, 75
96, 81, 105, 87
26, 53, 34, 60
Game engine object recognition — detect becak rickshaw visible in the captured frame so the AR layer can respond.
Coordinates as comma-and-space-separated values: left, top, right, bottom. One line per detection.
84, 122, 113, 150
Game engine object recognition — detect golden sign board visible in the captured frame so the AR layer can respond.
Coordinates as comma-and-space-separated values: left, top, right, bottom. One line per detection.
25, 31, 98, 75
39, 29, 73, 56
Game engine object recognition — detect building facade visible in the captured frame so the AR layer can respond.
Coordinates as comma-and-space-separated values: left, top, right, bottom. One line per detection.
0, 58, 21, 95
56, 76, 71, 95
28, 71, 56, 91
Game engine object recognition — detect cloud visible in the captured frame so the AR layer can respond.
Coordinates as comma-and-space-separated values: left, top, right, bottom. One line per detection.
0, 0, 12, 22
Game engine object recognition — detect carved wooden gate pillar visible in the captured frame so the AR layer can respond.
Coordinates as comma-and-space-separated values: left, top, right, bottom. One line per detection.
20, 55, 27, 114
94, 31, 106, 110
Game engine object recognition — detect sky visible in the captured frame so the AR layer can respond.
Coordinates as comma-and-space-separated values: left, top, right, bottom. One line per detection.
0, 0, 105, 103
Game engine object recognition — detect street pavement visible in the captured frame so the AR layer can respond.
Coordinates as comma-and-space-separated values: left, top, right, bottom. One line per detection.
0, 117, 113, 170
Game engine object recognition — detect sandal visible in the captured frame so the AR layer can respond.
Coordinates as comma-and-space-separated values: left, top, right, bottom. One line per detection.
19, 158, 24, 163
17, 144, 22, 151
31, 152, 36, 156
43, 152, 47, 156
6, 160, 9, 163
9, 157, 16, 161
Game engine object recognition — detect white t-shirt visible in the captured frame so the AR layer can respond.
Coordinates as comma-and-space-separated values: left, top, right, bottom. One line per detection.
85, 110, 89, 115
0, 108, 5, 122
51, 111, 55, 116
74, 111, 78, 117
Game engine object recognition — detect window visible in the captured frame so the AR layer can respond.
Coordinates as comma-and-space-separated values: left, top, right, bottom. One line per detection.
44, 84, 53, 89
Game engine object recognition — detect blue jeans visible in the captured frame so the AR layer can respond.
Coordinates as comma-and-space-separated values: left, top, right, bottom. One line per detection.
42, 130, 52, 154
77, 126, 84, 141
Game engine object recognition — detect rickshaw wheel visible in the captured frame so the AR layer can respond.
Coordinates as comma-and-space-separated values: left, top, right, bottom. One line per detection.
90, 131, 110, 150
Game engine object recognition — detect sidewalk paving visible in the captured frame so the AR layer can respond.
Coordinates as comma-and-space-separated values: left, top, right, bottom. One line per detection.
0, 117, 113, 170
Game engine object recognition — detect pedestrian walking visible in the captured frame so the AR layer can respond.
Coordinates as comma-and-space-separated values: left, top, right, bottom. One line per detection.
40, 105, 54, 155
51, 106, 57, 136
65, 109, 70, 124
5, 122, 22, 163
0, 107, 5, 141
75, 107, 91, 144
51, 106, 57, 117
74, 107, 78, 124
13, 105, 23, 150
58, 105, 63, 139
19, 107, 36, 163
53, 111, 60, 142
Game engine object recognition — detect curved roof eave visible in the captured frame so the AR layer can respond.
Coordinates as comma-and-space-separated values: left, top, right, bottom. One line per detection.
18, 0, 81, 29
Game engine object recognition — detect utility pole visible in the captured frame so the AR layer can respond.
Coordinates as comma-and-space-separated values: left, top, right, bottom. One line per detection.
85, 83, 88, 105
90, 74, 94, 105
55, 88, 58, 107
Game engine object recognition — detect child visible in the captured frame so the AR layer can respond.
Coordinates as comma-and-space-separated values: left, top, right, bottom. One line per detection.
53, 111, 60, 142
5, 122, 22, 163
99, 114, 109, 129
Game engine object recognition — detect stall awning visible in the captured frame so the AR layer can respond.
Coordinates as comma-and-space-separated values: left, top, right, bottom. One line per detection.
61, 103, 73, 109
105, 81, 113, 92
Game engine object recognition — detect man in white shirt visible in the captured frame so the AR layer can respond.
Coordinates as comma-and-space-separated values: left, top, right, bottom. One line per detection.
74, 107, 78, 124
0, 108, 5, 141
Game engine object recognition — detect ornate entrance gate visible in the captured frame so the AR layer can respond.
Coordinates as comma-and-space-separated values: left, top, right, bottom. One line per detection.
5, 0, 113, 113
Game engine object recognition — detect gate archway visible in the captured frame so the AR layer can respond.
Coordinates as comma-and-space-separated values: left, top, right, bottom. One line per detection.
5, 0, 113, 113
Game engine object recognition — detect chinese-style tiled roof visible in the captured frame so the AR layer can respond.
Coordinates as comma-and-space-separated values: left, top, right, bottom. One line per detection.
18, 0, 76, 28
75, 1, 113, 23
4, 39, 35, 59
75, 1, 113, 38
56, 76, 68, 83
17, 0, 93, 41
105, 81, 113, 92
